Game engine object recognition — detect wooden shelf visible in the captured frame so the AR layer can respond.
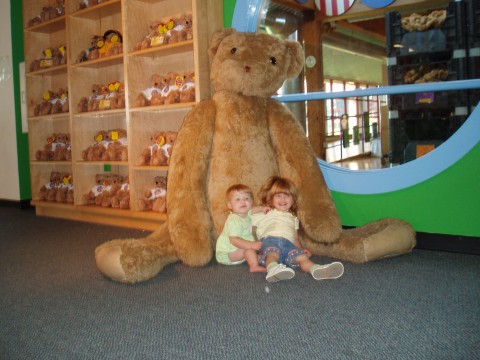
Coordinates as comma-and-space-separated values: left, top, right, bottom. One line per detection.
129, 102, 195, 113
133, 165, 169, 171
128, 40, 194, 58
74, 161, 129, 166
70, 54, 124, 69
31, 160, 72, 165
31, 200, 166, 231
68, 0, 122, 19
26, 64, 68, 76
28, 113, 70, 121
23, 0, 223, 228
73, 109, 126, 118
24, 15, 66, 33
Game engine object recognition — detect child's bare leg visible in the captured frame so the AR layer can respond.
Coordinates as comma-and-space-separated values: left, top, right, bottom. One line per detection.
265, 252, 280, 268
227, 248, 246, 263
294, 255, 316, 273
245, 249, 266, 273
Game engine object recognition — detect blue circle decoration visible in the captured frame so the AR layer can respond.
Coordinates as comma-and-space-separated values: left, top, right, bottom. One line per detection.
360, 0, 396, 9
232, 0, 480, 195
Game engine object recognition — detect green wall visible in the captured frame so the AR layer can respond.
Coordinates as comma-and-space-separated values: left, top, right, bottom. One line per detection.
10, 0, 31, 200
332, 142, 480, 236
223, 0, 236, 28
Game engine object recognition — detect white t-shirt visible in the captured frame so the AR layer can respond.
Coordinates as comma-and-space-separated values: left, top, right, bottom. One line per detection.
251, 209, 299, 243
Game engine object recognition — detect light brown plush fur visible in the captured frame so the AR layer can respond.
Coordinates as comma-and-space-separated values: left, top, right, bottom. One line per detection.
95, 29, 416, 283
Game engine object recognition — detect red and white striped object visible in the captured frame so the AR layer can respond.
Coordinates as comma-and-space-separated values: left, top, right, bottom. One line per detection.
315, 0, 356, 16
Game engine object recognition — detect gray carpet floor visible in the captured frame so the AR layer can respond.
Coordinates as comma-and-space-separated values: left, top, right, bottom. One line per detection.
1, 206, 479, 359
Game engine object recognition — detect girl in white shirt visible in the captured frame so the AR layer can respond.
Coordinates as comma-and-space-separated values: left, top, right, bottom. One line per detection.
252, 176, 344, 283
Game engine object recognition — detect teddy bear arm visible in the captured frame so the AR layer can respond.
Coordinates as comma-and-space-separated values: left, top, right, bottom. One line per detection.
267, 100, 342, 243
165, 101, 216, 265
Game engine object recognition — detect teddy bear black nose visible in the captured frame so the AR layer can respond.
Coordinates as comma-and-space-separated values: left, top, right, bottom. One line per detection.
244, 66, 251, 73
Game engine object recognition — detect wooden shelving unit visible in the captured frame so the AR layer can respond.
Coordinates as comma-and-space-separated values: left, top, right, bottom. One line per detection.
22, 0, 223, 230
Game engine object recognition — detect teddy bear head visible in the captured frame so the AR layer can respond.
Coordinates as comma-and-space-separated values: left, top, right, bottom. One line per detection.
50, 171, 62, 184
208, 29, 304, 97
91, 84, 102, 97
55, 133, 70, 145
95, 173, 108, 186
106, 128, 127, 141
57, 88, 67, 100
163, 131, 178, 145
94, 130, 108, 143
154, 175, 167, 189
182, 70, 195, 84
151, 73, 166, 89
165, 71, 179, 86
149, 131, 165, 145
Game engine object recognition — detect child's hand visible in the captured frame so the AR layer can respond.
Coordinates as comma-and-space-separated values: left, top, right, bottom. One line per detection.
251, 241, 262, 251
303, 249, 312, 257
251, 205, 270, 215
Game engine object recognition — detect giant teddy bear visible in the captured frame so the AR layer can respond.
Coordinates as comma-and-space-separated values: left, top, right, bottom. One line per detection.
95, 29, 416, 283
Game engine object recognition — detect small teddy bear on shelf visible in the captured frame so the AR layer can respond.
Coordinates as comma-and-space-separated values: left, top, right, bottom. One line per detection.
100, 174, 124, 207
136, 130, 177, 166
138, 175, 168, 212
51, 88, 68, 114
27, 0, 65, 28
88, 84, 104, 112
39, 171, 61, 201
35, 133, 56, 161
108, 82, 125, 109
35, 133, 71, 161
82, 130, 109, 161
179, 70, 195, 103
52, 132, 71, 161
53, 45, 67, 66
55, 173, 74, 203
134, 22, 163, 50
88, 35, 105, 61
97, 84, 113, 111
166, 13, 193, 44
153, 130, 177, 166
60, 88, 69, 113
83, 173, 108, 205
136, 131, 163, 166
135, 74, 167, 107
77, 84, 100, 113
102, 128, 128, 162
33, 90, 55, 116
29, 47, 55, 72
99, 30, 123, 58
162, 72, 182, 105
76, 34, 104, 63
78, 0, 102, 10
111, 176, 130, 209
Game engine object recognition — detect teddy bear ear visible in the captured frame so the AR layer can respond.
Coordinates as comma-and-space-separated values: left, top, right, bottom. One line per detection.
208, 28, 237, 59
284, 40, 304, 79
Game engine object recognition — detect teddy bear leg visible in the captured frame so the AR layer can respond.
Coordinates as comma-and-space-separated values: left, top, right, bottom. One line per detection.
303, 218, 416, 263
95, 222, 178, 283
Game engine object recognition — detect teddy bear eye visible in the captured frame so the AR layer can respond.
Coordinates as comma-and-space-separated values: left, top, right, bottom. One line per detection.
270, 57, 277, 65
231, 48, 237, 54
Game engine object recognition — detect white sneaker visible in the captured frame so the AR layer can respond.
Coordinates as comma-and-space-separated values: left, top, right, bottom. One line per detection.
311, 262, 344, 280
266, 264, 295, 283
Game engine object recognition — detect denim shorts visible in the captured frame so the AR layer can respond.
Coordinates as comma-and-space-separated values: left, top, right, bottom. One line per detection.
259, 236, 307, 268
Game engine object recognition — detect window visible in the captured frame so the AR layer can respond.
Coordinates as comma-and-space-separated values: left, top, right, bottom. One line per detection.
324, 80, 385, 163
